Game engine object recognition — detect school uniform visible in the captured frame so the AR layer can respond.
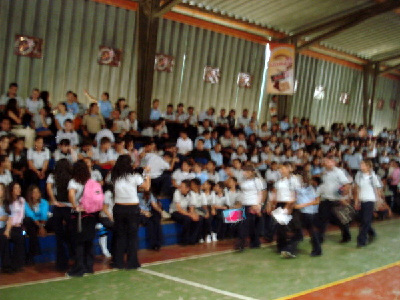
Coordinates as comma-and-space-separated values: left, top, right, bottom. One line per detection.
355, 171, 382, 246
55, 112, 74, 129
0, 169, 13, 186
318, 167, 351, 243
0, 205, 12, 272
23, 199, 49, 262
296, 186, 321, 256
56, 130, 79, 146
25, 98, 44, 116
26, 147, 50, 193
8, 198, 25, 271
189, 191, 206, 241
236, 177, 265, 250
67, 179, 97, 276
170, 190, 201, 245
46, 174, 73, 271
274, 177, 302, 255
145, 153, 173, 198
138, 192, 162, 250
214, 190, 231, 240
53, 149, 78, 163
112, 174, 144, 269
172, 169, 195, 186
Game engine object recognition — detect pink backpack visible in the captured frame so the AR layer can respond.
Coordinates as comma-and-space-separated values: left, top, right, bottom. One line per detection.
80, 179, 104, 213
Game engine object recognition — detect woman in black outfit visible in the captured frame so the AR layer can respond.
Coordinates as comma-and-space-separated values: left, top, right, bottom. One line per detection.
46, 159, 73, 272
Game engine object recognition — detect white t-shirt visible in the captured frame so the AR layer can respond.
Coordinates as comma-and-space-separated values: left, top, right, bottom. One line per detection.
189, 191, 206, 208
93, 148, 115, 164
202, 192, 216, 206
355, 171, 382, 202
56, 130, 79, 146
27, 148, 50, 169
274, 177, 296, 203
176, 137, 193, 155
67, 179, 85, 204
145, 153, 170, 179
265, 169, 281, 183
321, 167, 351, 200
240, 177, 265, 205
0, 170, 12, 186
213, 192, 229, 207
114, 174, 144, 204
95, 129, 115, 146
26, 98, 44, 115
169, 189, 191, 213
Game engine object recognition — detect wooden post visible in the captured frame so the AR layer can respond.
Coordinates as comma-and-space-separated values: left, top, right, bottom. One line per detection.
136, 0, 161, 122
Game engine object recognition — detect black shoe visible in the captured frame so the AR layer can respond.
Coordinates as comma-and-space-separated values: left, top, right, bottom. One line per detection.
66, 270, 84, 277
357, 244, 366, 248
126, 264, 141, 270
151, 246, 161, 251
1, 266, 16, 274
84, 268, 94, 274
310, 251, 322, 257
368, 235, 376, 243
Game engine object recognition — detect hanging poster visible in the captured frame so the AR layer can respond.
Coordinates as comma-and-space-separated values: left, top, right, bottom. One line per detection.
155, 54, 175, 72
203, 66, 220, 84
237, 72, 252, 88
339, 92, 350, 105
98, 46, 122, 67
267, 43, 295, 95
14, 35, 43, 58
376, 99, 384, 110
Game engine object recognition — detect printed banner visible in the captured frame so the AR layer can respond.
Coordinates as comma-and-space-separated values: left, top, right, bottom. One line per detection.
237, 72, 252, 88
98, 46, 122, 67
155, 54, 175, 72
14, 35, 43, 58
267, 43, 295, 95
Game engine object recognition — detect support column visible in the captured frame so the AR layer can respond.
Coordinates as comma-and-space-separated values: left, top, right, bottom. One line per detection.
136, 0, 161, 122
368, 62, 379, 126
362, 64, 370, 126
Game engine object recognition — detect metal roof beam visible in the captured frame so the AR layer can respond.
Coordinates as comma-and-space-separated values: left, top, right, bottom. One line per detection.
290, 0, 400, 40
374, 53, 400, 63
296, 0, 400, 51
379, 63, 400, 75
153, 0, 182, 18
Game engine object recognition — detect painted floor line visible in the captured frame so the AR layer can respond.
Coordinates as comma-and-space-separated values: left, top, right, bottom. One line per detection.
139, 268, 258, 300
273, 260, 400, 300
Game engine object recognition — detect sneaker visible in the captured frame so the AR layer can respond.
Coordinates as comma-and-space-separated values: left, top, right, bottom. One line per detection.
205, 235, 212, 243
199, 238, 204, 244
211, 232, 218, 242
281, 251, 296, 258
103, 251, 112, 258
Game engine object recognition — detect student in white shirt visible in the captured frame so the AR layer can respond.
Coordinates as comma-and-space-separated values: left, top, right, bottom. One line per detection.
66, 160, 95, 277
55, 119, 80, 147
189, 179, 207, 243
83, 157, 103, 185
176, 130, 193, 156
55, 103, 75, 130
54, 139, 78, 163
271, 162, 298, 257
0, 155, 12, 186
111, 155, 150, 269
354, 159, 382, 247
318, 157, 351, 244
172, 160, 195, 188
212, 181, 230, 240
170, 180, 202, 245
25, 88, 44, 117
27, 136, 50, 193
235, 165, 265, 251
94, 120, 115, 147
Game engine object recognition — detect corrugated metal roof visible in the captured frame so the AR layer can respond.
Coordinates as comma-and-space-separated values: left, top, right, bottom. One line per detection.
179, 0, 400, 63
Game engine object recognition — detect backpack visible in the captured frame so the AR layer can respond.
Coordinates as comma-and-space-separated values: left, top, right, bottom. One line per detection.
80, 179, 104, 213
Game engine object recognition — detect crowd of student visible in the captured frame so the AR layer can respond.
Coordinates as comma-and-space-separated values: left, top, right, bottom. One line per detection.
0, 82, 399, 277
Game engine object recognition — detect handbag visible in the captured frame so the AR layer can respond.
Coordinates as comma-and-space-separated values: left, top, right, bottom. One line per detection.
333, 203, 356, 225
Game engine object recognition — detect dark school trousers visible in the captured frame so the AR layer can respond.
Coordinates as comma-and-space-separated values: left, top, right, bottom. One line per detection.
140, 210, 163, 249
171, 212, 202, 245
301, 212, 322, 255
113, 204, 141, 269
23, 217, 42, 260
236, 206, 261, 249
0, 227, 11, 270
53, 206, 73, 271
357, 201, 376, 246
9, 227, 25, 271
276, 209, 303, 254
317, 200, 351, 242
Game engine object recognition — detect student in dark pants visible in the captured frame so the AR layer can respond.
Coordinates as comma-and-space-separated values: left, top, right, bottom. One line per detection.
23, 185, 50, 264
170, 180, 202, 245
0, 183, 13, 273
295, 175, 322, 257
138, 191, 163, 250
235, 165, 266, 251
317, 157, 351, 244
111, 155, 150, 270
67, 160, 96, 277
46, 159, 73, 272
4, 182, 26, 272
354, 159, 382, 248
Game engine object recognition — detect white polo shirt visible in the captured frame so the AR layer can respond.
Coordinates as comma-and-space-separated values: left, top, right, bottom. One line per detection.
93, 148, 115, 164
240, 177, 265, 206
114, 174, 144, 204
169, 189, 191, 213
189, 191, 206, 208
145, 153, 170, 179
25, 98, 44, 115
321, 167, 350, 200
274, 177, 295, 203
355, 171, 382, 202
172, 169, 195, 185
176, 137, 193, 155
56, 130, 79, 146
202, 191, 216, 206
67, 179, 85, 204
0, 170, 12, 186
27, 147, 50, 169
